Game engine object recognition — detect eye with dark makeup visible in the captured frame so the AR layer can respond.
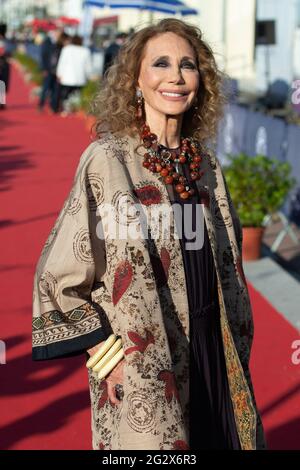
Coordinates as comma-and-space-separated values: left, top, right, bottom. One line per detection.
153, 59, 196, 69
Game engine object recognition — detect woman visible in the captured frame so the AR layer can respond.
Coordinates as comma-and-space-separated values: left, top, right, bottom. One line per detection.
32, 19, 265, 450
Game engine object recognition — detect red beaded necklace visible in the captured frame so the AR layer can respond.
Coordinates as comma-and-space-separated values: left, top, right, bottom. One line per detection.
140, 122, 204, 200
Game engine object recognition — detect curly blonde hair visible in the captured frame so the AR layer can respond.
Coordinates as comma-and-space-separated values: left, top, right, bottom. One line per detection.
93, 18, 228, 147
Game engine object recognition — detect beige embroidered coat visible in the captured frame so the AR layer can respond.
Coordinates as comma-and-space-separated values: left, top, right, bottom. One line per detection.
32, 132, 266, 450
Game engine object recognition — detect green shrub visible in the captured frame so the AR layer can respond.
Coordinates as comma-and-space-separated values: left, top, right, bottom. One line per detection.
80, 79, 100, 114
13, 51, 42, 85
223, 153, 296, 227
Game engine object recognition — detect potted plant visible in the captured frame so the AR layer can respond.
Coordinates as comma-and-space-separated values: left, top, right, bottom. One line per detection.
223, 153, 295, 260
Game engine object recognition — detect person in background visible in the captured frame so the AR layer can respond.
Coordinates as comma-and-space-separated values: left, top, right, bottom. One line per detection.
51, 31, 71, 113
56, 35, 92, 115
0, 23, 10, 110
38, 29, 61, 113
102, 32, 128, 76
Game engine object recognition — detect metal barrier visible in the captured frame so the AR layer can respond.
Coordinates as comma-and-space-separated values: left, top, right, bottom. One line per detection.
217, 104, 300, 252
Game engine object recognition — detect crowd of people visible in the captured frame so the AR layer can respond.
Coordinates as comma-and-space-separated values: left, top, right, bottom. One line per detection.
38, 29, 129, 115
38, 30, 91, 114
0, 20, 130, 115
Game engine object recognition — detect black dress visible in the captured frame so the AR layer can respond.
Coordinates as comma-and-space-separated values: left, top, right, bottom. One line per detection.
159, 144, 241, 450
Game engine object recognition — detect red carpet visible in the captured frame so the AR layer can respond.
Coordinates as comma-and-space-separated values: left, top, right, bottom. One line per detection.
0, 65, 299, 450
249, 282, 300, 450
0, 64, 92, 450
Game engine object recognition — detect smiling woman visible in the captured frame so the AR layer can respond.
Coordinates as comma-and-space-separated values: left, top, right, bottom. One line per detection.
92, 19, 226, 147
136, 33, 199, 149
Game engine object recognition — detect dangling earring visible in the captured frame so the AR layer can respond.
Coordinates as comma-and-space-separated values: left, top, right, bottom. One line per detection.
193, 99, 199, 120
136, 88, 143, 119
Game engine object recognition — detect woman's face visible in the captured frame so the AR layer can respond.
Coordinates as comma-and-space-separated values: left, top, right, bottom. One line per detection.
137, 32, 199, 119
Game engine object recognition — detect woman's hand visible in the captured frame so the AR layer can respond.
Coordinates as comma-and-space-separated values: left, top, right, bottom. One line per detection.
87, 341, 125, 405
87, 342, 103, 357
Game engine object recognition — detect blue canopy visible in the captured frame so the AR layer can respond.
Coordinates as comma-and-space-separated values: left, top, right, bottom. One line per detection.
84, 0, 198, 16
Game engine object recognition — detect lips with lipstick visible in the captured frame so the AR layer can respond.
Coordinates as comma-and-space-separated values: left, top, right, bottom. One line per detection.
159, 90, 189, 100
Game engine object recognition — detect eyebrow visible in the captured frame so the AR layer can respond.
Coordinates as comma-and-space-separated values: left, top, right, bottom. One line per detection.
152, 55, 196, 62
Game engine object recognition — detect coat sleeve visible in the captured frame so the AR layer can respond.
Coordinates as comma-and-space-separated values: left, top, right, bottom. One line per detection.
218, 162, 254, 362
221, 168, 243, 257
32, 143, 109, 360
219, 162, 267, 449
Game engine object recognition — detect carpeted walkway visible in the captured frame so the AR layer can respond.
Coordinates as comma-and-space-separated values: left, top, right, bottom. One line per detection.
249, 282, 300, 450
0, 64, 299, 450
0, 64, 92, 450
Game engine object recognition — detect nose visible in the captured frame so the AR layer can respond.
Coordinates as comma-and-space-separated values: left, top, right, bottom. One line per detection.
167, 65, 185, 83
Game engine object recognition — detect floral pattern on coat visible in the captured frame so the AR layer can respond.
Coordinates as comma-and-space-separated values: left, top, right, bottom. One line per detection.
32, 132, 266, 450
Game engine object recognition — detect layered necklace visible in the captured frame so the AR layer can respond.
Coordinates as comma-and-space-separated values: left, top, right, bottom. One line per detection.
140, 122, 204, 200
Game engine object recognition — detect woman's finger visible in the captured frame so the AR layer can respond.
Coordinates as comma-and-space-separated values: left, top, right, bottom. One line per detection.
108, 361, 124, 383
106, 379, 121, 405
87, 340, 106, 357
